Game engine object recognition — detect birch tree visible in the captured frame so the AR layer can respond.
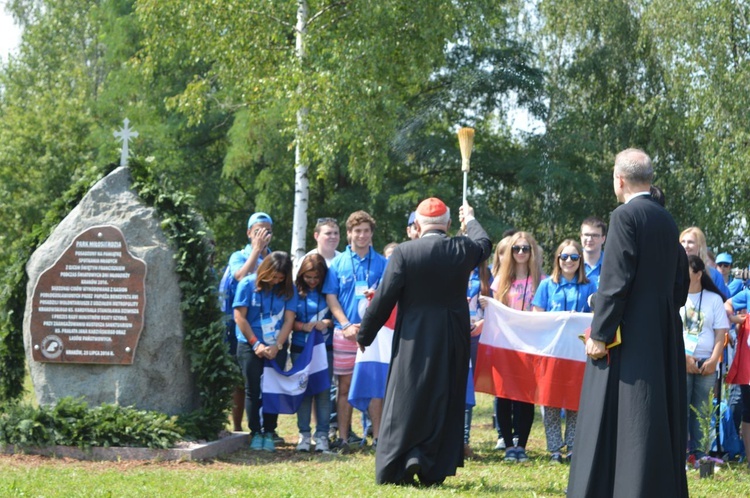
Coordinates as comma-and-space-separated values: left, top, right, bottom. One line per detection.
135, 0, 514, 257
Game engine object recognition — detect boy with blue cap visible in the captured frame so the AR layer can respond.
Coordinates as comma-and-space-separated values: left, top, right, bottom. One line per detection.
219, 212, 274, 432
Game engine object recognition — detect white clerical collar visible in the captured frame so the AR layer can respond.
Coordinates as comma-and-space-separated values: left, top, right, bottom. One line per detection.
625, 191, 650, 204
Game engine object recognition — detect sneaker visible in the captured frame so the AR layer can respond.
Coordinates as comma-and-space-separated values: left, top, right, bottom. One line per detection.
504, 447, 518, 463
296, 434, 311, 452
550, 452, 563, 464
565, 451, 573, 463
330, 437, 351, 454
372, 438, 378, 450
314, 435, 330, 453
516, 447, 529, 463
250, 433, 264, 451
347, 431, 364, 446
262, 432, 276, 452
494, 438, 506, 451
250, 432, 263, 451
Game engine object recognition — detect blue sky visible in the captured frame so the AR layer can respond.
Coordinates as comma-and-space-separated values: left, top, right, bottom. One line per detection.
1, 4, 21, 62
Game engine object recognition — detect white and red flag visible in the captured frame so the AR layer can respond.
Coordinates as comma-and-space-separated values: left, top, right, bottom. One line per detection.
475, 299, 592, 411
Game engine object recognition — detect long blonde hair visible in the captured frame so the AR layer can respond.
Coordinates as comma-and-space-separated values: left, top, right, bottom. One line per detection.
491, 236, 512, 279
494, 231, 541, 305
680, 226, 708, 262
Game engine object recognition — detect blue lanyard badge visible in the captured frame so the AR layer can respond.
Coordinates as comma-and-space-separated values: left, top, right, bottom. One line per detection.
261, 316, 276, 344
351, 248, 371, 299
355, 280, 368, 300
261, 293, 277, 344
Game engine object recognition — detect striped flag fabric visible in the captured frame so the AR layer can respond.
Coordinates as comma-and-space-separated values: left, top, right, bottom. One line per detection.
474, 299, 592, 411
262, 330, 331, 414
348, 307, 397, 412
727, 315, 750, 385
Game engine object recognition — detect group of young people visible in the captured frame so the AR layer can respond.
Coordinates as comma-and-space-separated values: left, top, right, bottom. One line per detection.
465, 218, 605, 464
220, 211, 387, 453
218, 204, 750, 468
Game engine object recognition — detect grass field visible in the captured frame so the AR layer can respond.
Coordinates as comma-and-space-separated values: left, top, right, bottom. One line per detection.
2, 393, 750, 497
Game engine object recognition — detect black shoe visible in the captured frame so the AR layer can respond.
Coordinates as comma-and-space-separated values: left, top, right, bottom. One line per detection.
398, 458, 420, 486
347, 431, 364, 445
330, 438, 351, 454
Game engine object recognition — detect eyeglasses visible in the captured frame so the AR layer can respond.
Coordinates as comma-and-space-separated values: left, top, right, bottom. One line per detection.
581, 233, 602, 239
316, 217, 338, 224
512, 245, 532, 254
558, 253, 581, 262
717, 263, 731, 268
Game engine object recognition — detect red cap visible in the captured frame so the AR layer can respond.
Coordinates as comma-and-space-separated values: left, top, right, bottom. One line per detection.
416, 197, 448, 217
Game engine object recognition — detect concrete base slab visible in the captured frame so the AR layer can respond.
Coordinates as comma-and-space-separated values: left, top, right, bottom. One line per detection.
1, 432, 249, 461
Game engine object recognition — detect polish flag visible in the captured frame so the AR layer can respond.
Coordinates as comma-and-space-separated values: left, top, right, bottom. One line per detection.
475, 299, 592, 411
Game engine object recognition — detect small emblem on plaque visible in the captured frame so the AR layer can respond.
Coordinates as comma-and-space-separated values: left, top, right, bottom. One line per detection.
41, 335, 64, 359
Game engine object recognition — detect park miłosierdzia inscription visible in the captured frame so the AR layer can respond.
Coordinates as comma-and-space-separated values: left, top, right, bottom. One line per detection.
30, 225, 146, 364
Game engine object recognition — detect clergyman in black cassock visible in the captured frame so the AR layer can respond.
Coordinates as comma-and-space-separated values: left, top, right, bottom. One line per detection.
568, 149, 690, 497
357, 199, 491, 485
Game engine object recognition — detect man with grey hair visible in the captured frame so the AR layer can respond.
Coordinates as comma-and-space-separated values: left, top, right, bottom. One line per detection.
568, 149, 689, 497
358, 197, 491, 486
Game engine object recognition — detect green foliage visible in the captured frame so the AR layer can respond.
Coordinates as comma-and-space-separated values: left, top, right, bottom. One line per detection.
2, 395, 750, 495
128, 159, 235, 440
0, 397, 183, 449
0, 162, 117, 403
690, 390, 727, 457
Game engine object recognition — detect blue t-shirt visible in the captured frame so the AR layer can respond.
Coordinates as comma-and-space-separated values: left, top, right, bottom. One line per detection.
710, 266, 730, 300
233, 273, 298, 345
532, 276, 597, 312
293, 288, 333, 348
728, 278, 745, 298
584, 252, 604, 289
467, 266, 493, 323
226, 244, 270, 301
731, 288, 750, 312
322, 246, 387, 327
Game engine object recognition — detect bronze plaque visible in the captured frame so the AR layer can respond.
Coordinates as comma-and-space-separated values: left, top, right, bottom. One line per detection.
30, 225, 147, 364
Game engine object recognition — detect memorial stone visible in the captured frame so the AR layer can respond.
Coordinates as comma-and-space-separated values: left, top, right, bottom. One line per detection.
23, 166, 199, 414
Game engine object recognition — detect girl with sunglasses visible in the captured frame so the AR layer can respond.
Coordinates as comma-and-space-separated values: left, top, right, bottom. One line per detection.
234, 251, 297, 452
490, 231, 543, 463
292, 253, 335, 453
532, 239, 597, 464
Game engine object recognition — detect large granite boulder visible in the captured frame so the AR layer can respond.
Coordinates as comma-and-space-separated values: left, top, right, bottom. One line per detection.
23, 166, 199, 414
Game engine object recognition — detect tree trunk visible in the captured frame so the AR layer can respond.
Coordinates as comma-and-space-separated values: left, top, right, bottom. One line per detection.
291, 0, 309, 264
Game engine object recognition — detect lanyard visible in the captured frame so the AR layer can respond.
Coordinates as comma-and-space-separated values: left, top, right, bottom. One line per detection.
560, 283, 580, 312
303, 292, 322, 323
520, 276, 530, 311
350, 247, 372, 283
688, 289, 703, 319
262, 292, 275, 318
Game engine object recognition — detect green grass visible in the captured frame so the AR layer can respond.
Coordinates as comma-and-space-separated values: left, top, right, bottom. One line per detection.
2, 394, 749, 497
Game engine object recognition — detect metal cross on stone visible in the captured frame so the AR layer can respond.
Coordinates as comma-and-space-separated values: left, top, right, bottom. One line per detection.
113, 118, 139, 167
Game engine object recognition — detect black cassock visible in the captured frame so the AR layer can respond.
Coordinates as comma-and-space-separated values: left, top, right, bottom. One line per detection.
568, 195, 690, 498
358, 219, 490, 485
